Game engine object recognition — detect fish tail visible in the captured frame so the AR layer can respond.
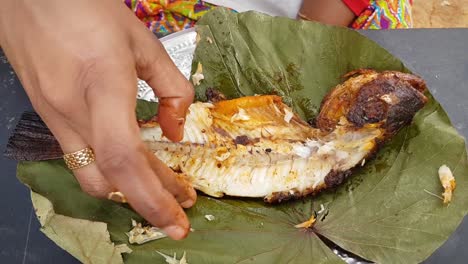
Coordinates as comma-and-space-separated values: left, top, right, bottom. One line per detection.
4, 111, 63, 161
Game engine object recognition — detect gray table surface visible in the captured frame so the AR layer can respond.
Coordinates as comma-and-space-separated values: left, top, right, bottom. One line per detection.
1, 29, 467, 263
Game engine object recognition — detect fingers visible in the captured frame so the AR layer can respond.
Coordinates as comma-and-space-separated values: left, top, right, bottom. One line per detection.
61, 134, 114, 199
33, 100, 113, 198
97, 141, 190, 239
132, 28, 194, 141
144, 150, 197, 208
86, 69, 190, 240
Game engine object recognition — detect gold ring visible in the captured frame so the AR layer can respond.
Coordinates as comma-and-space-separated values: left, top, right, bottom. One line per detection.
63, 147, 96, 170
108, 191, 127, 203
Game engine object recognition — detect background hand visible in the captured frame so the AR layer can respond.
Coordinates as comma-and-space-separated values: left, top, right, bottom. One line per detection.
298, 0, 356, 26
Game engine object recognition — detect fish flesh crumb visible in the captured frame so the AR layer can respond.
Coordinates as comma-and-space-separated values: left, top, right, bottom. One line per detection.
283, 107, 294, 123
439, 165, 456, 204
126, 219, 167, 244
230, 108, 250, 122
156, 251, 188, 264
140, 69, 428, 203
204, 214, 215, 221
294, 215, 316, 229
191, 63, 204, 86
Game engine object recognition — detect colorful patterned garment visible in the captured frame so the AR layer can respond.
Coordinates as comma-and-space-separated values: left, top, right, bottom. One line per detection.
124, 0, 219, 38
352, 0, 413, 29
124, 0, 413, 37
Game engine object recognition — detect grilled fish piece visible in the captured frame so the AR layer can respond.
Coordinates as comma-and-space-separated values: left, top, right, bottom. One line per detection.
140, 69, 428, 203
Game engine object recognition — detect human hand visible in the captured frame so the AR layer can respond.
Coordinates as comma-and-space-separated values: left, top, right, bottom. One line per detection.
0, 0, 196, 240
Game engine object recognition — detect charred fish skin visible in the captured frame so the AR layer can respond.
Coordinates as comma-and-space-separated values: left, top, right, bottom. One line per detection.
316, 69, 428, 136
140, 69, 428, 203
206, 87, 227, 103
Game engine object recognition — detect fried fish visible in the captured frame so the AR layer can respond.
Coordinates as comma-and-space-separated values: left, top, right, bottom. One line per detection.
140, 69, 427, 203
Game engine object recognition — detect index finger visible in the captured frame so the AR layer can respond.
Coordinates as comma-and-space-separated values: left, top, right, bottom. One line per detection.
132, 28, 194, 142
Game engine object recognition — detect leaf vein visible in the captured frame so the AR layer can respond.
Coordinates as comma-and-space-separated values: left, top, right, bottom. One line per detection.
234, 237, 296, 264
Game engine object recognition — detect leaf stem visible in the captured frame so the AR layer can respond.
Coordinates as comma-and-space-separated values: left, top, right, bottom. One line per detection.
423, 189, 443, 200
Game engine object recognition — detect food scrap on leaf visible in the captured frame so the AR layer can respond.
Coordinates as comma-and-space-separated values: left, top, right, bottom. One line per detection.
295, 215, 316, 229
191, 62, 204, 86
204, 214, 215, 221
126, 219, 167, 244
439, 165, 456, 204
156, 251, 188, 264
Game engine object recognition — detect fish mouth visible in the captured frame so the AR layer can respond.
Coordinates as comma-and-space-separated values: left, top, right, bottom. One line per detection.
144, 69, 429, 203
